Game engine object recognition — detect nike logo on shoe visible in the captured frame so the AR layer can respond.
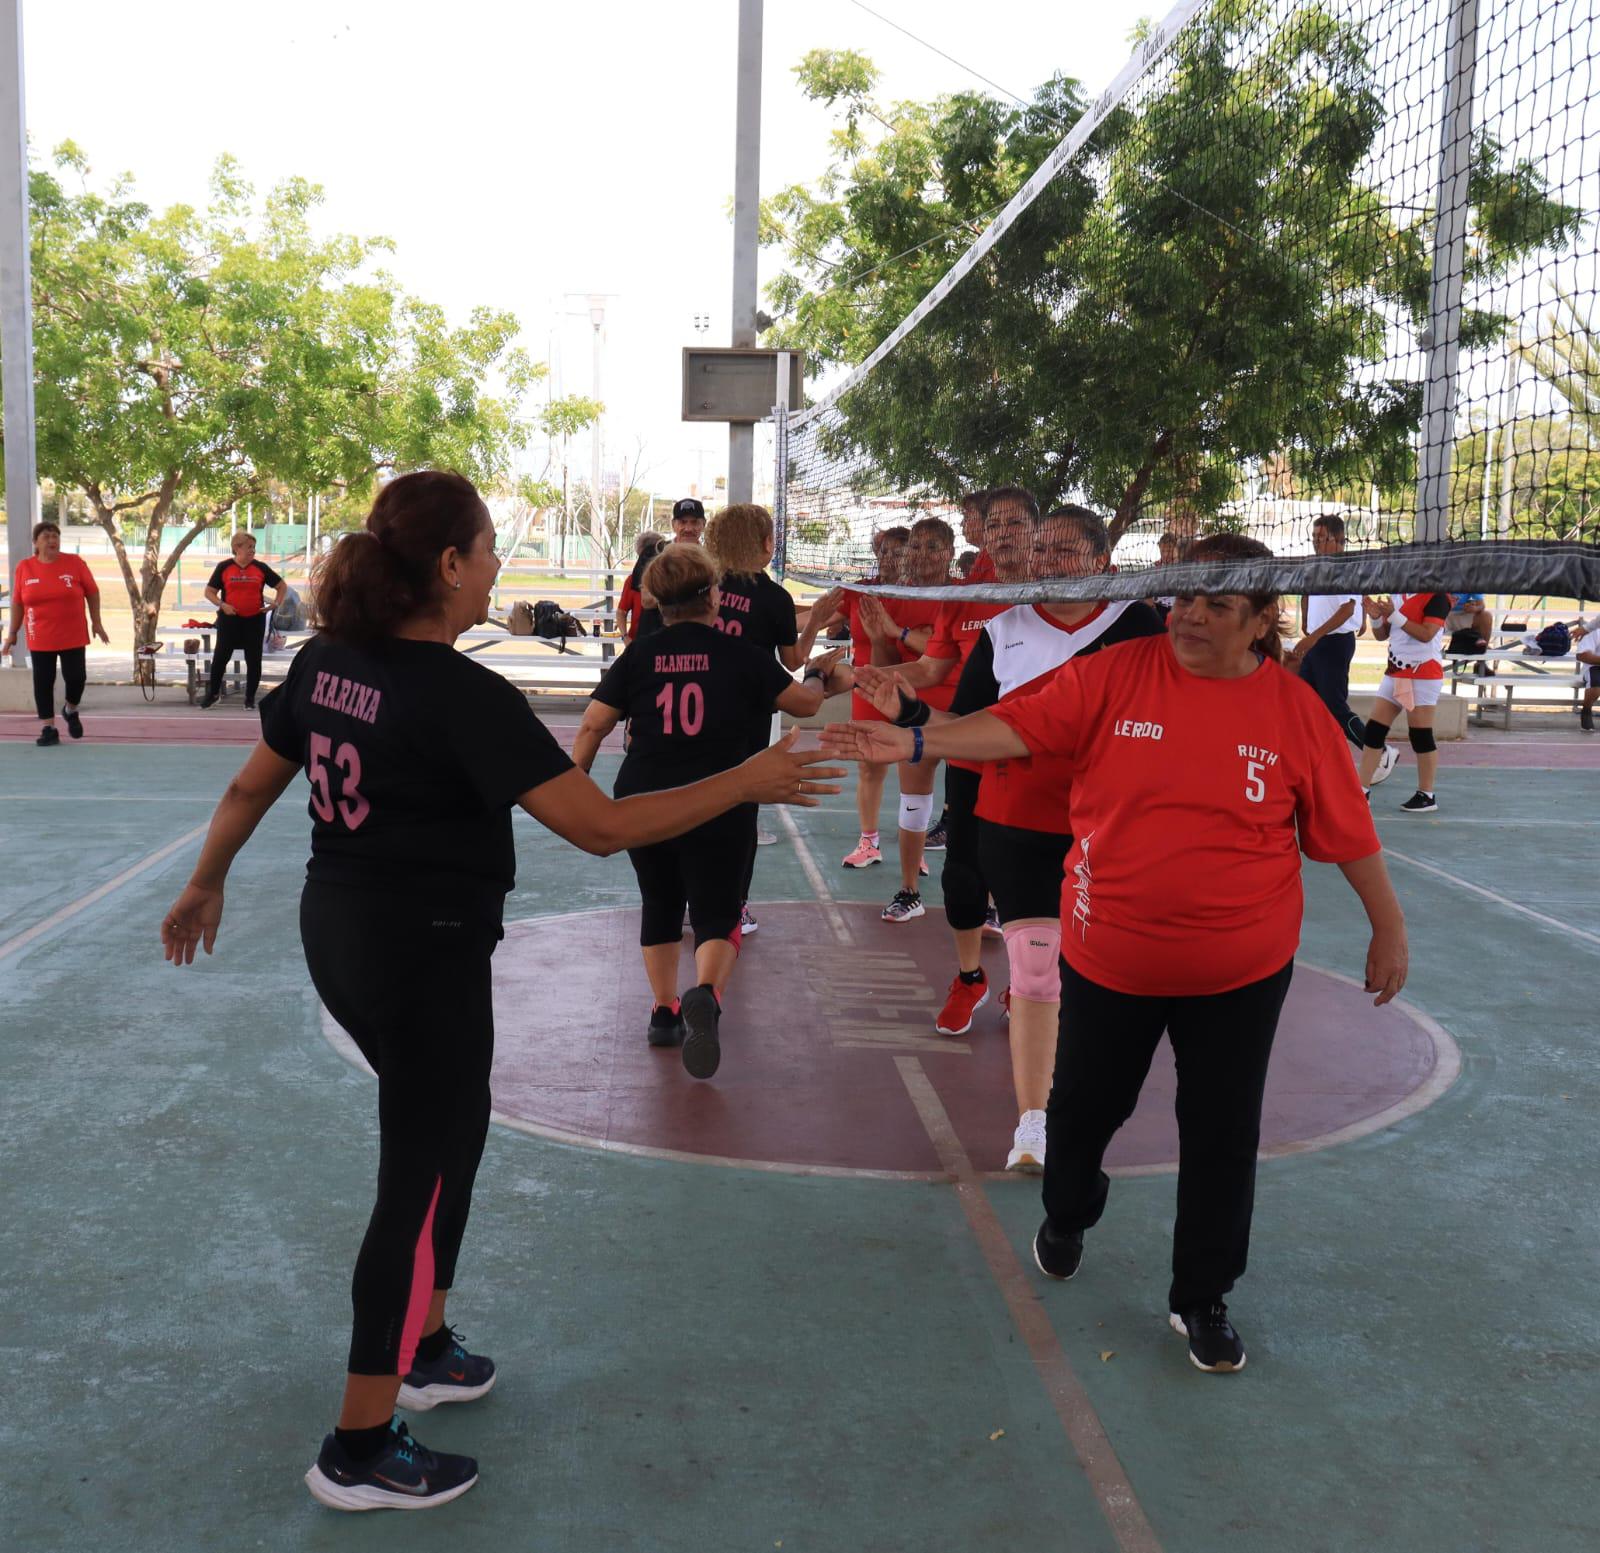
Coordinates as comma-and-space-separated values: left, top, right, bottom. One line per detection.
373, 1472, 431, 1496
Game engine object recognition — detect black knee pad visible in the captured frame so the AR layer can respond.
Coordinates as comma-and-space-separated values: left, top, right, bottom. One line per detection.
1362, 718, 1391, 751
1408, 726, 1437, 755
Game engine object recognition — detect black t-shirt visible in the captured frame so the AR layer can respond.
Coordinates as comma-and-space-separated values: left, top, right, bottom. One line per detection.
592, 620, 793, 797
208, 558, 285, 620
716, 571, 798, 751
260, 635, 574, 924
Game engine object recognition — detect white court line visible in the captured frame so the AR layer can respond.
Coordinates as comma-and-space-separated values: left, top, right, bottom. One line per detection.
1375, 816, 1598, 828
1384, 846, 1600, 951
776, 806, 853, 943
0, 823, 209, 966
0, 795, 216, 803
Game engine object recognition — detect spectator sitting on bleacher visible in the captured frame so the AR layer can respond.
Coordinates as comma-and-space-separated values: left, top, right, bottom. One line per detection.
1445, 592, 1493, 654
1576, 618, 1600, 734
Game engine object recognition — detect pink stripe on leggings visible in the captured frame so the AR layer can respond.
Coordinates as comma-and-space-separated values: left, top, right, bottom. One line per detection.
397, 1177, 442, 1375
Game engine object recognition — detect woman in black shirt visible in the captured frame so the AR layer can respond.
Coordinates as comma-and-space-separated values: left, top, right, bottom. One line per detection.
705, 502, 806, 932
573, 542, 840, 1079
158, 472, 839, 1513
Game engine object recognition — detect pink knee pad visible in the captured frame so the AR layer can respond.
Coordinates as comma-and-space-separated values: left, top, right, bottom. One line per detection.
1003, 921, 1061, 1002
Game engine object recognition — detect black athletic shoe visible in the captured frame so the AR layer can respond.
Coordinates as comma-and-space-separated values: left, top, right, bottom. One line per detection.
198, 694, 219, 710
647, 1000, 686, 1048
1032, 1219, 1084, 1281
35, 725, 60, 747
398, 1326, 496, 1411
680, 985, 722, 1080
304, 1418, 478, 1512
62, 707, 83, 739
1398, 790, 1437, 814
924, 809, 949, 850
1169, 1303, 1247, 1373
243, 698, 256, 712
1582, 707, 1594, 734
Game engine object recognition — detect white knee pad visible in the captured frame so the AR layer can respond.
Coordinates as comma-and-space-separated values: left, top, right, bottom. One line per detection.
899, 792, 935, 834
1003, 921, 1062, 1002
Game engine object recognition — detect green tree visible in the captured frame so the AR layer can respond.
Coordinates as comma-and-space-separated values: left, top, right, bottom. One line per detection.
763, 1, 1582, 542
7, 144, 590, 655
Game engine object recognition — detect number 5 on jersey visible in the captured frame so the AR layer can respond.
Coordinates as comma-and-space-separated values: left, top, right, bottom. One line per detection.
309, 732, 370, 829
1244, 759, 1266, 804
655, 682, 704, 736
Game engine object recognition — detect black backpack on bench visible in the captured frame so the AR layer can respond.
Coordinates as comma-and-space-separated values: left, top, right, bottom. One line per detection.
532, 599, 587, 650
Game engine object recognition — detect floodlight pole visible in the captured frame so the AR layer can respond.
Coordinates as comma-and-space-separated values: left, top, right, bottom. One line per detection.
1415, 0, 1479, 546
0, 0, 37, 617
728, 0, 763, 506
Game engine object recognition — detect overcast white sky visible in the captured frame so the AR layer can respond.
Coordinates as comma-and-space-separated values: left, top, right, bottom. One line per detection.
25, 0, 1155, 499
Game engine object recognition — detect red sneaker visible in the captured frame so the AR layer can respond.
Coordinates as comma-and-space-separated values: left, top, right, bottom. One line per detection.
935, 971, 989, 1036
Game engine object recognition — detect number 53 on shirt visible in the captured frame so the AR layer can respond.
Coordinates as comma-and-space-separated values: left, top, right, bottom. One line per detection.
308, 733, 370, 829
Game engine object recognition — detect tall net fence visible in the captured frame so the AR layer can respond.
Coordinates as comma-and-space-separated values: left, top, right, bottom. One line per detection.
774, 0, 1600, 603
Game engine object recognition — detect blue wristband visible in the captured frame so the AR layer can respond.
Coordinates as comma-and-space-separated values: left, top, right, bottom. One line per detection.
910, 726, 924, 764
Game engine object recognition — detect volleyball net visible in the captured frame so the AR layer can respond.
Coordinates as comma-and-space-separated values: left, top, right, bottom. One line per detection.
771, 0, 1600, 603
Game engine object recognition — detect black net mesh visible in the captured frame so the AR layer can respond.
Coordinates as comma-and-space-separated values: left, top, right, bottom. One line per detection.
772, 0, 1600, 603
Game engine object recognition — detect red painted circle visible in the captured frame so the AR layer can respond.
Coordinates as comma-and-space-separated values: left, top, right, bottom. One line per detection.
443, 903, 1456, 1178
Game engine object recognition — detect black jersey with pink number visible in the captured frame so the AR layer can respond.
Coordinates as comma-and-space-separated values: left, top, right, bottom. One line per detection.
715, 571, 797, 656
259, 636, 573, 924
592, 621, 794, 797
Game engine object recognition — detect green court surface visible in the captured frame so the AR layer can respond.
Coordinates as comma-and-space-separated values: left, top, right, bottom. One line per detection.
2, 737, 1597, 1552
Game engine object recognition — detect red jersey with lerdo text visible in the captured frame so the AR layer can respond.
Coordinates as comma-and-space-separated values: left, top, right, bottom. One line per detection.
988, 633, 1380, 996
974, 601, 1165, 833
15, 554, 98, 652
1384, 592, 1452, 679
593, 620, 794, 797
843, 590, 950, 720
260, 635, 574, 927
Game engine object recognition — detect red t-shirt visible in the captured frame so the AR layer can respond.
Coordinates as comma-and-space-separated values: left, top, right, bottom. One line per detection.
844, 591, 949, 720
618, 575, 642, 640
208, 557, 284, 619
927, 600, 1011, 771
988, 634, 1380, 996
967, 549, 997, 583
15, 554, 98, 652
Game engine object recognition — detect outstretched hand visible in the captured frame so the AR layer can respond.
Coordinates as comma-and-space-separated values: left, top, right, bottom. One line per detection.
852, 664, 908, 720
161, 883, 224, 966
742, 730, 846, 807
820, 720, 916, 766
858, 594, 897, 643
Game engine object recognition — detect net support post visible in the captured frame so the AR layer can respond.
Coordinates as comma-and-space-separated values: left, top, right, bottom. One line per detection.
1414, 0, 1480, 546
771, 353, 791, 580
728, 0, 763, 505
0, 0, 37, 614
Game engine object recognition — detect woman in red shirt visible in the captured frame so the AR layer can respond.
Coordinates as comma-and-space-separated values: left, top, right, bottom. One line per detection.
3, 521, 109, 746
617, 530, 664, 641
201, 531, 288, 710
822, 534, 1409, 1374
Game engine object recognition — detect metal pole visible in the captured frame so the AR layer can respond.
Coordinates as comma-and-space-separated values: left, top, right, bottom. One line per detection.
0, 0, 36, 612
728, 0, 763, 504
589, 299, 605, 566
1414, 0, 1479, 546
772, 352, 791, 580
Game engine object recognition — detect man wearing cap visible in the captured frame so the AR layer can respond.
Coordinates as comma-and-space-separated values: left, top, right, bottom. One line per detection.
630, 499, 706, 641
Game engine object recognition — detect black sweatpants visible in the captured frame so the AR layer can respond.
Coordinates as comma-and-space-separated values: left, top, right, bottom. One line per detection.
941, 765, 988, 931
1298, 632, 1363, 746
628, 802, 755, 948
206, 612, 267, 704
1044, 956, 1295, 1312
31, 647, 87, 721
301, 882, 499, 1377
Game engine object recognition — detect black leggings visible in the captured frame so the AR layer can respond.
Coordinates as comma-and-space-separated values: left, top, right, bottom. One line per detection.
301, 882, 499, 1377
941, 766, 988, 931
31, 647, 86, 721
206, 612, 267, 703
1298, 632, 1364, 746
977, 818, 1071, 923
628, 803, 755, 948
1044, 956, 1295, 1312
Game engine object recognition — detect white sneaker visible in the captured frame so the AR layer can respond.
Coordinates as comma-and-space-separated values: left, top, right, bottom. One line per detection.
1006, 1109, 1047, 1173
1371, 745, 1399, 785
739, 903, 758, 934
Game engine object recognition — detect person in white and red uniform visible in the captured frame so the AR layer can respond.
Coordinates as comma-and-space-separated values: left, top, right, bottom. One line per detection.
822, 533, 1409, 1374
1356, 590, 1452, 813
859, 507, 1163, 1175
3, 520, 110, 746
201, 530, 288, 710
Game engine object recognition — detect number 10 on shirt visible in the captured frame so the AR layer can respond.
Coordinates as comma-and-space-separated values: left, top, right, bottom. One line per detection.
655, 682, 704, 736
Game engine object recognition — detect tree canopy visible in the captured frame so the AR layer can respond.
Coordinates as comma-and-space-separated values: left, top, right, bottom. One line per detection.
762, 0, 1583, 542
6, 144, 593, 649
